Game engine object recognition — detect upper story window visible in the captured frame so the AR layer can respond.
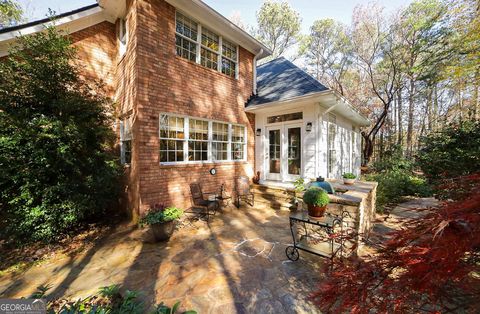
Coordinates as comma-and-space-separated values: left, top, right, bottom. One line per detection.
118, 18, 128, 57
175, 11, 238, 79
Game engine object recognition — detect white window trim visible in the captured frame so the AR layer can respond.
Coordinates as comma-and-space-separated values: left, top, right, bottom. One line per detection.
118, 18, 128, 58
120, 117, 132, 165
175, 10, 239, 79
159, 113, 247, 165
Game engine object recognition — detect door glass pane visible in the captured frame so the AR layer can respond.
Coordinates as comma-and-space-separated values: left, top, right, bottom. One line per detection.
288, 127, 301, 175
269, 129, 280, 174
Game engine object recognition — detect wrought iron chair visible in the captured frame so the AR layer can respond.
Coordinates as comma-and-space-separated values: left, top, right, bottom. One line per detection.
234, 176, 255, 208
189, 183, 219, 222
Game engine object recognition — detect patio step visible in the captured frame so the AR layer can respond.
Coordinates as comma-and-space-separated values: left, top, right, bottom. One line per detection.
252, 184, 297, 211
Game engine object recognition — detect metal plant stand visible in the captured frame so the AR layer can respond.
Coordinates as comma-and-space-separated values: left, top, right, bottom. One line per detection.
286, 211, 344, 261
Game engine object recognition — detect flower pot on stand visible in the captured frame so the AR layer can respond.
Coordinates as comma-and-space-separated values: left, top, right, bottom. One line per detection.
343, 178, 355, 185
307, 204, 327, 217
150, 221, 175, 241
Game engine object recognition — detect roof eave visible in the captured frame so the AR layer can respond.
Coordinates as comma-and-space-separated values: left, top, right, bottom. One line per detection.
246, 90, 371, 127
0, 5, 107, 57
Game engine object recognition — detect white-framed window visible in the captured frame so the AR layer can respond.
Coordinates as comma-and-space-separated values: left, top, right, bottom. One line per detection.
221, 39, 237, 78
200, 27, 219, 70
212, 122, 229, 161
159, 115, 185, 162
120, 116, 133, 164
175, 12, 198, 62
188, 119, 209, 161
118, 18, 127, 57
328, 113, 337, 176
231, 125, 246, 161
159, 114, 246, 164
175, 11, 239, 79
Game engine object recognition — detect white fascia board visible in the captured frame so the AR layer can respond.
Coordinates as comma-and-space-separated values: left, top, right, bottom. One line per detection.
165, 0, 271, 59
245, 90, 370, 127
0, 6, 107, 57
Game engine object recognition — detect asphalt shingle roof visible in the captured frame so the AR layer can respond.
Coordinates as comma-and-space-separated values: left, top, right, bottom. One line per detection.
247, 57, 329, 107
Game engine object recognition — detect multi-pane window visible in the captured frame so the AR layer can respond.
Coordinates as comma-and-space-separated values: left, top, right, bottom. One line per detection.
328, 114, 337, 176
201, 28, 219, 70
222, 39, 237, 78
175, 12, 198, 62
159, 114, 246, 164
231, 125, 245, 160
212, 122, 229, 161
188, 119, 209, 161
175, 11, 238, 78
160, 115, 185, 162
120, 116, 133, 164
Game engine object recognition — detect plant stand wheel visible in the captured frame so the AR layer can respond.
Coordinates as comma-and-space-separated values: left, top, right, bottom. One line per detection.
286, 245, 299, 261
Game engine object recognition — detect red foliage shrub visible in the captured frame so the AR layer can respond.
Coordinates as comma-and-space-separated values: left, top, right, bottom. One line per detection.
311, 173, 480, 313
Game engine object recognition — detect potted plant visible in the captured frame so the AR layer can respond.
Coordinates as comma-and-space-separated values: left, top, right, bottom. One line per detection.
140, 205, 183, 241
342, 172, 356, 185
303, 187, 330, 217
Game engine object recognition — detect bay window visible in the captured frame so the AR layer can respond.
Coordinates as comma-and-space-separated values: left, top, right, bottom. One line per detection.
175, 11, 238, 79
159, 114, 246, 164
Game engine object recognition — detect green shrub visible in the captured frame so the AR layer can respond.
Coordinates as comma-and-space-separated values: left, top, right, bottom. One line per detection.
0, 27, 121, 243
342, 172, 356, 179
417, 120, 480, 183
365, 170, 432, 211
303, 188, 330, 207
140, 207, 183, 226
31, 284, 197, 314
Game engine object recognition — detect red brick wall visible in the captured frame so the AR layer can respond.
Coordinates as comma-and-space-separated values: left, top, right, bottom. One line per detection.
70, 21, 117, 98
133, 0, 256, 215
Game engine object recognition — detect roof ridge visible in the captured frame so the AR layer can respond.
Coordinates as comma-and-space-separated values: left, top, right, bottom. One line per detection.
0, 3, 99, 35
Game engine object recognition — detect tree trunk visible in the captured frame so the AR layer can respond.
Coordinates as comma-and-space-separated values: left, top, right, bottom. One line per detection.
427, 87, 433, 131
474, 78, 479, 120
397, 88, 403, 146
406, 79, 415, 157
433, 84, 439, 131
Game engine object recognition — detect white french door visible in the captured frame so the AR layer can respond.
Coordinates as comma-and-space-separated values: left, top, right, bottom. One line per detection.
265, 123, 302, 181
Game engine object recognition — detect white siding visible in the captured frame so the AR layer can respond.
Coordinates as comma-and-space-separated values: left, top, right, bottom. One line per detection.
254, 101, 363, 182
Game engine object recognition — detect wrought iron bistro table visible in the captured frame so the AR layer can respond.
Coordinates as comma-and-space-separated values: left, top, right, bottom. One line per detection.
285, 211, 344, 261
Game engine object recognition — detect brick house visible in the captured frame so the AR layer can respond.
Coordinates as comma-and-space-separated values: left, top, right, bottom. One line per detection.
0, 0, 369, 218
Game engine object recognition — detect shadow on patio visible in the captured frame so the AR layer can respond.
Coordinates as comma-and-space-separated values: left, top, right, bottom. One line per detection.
0, 205, 325, 313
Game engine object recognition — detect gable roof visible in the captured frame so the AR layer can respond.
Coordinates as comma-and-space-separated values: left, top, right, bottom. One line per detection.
247, 57, 329, 107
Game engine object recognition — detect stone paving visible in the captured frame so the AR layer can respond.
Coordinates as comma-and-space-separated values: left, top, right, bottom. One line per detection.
0, 205, 325, 313
0, 198, 440, 313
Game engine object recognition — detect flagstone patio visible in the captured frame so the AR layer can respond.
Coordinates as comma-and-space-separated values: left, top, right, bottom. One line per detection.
0, 205, 325, 313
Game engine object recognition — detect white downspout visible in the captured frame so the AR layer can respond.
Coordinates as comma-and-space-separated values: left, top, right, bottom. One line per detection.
253, 48, 263, 95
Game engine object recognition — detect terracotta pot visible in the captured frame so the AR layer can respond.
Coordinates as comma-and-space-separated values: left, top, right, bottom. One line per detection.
150, 220, 175, 241
307, 204, 327, 217
343, 178, 356, 185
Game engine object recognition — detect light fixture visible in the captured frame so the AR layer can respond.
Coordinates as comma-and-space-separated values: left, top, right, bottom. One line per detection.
306, 122, 313, 132
256, 128, 262, 136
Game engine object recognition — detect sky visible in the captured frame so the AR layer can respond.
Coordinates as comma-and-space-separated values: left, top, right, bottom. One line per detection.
18, 0, 413, 33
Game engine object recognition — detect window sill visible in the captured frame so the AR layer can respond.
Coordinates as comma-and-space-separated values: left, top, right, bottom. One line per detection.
175, 55, 238, 81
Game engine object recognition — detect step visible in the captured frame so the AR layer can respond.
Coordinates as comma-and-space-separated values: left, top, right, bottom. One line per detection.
254, 194, 296, 208
252, 184, 296, 195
